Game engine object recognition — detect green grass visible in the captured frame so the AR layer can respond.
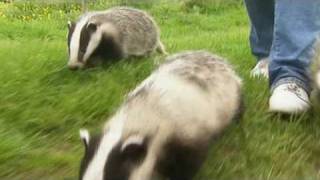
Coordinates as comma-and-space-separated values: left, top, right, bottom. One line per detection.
0, 1, 320, 180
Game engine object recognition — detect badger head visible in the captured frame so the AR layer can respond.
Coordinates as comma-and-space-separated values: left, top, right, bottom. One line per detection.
78, 127, 163, 180
67, 16, 121, 70
78, 126, 204, 180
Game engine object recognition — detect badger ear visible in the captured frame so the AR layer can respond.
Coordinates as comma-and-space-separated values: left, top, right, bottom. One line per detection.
121, 135, 146, 156
67, 20, 75, 30
86, 22, 97, 32
79, 129, 90, 149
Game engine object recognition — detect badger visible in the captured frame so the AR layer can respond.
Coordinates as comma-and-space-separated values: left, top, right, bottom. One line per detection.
67, 7, 167, 70
78, 51, 243, 180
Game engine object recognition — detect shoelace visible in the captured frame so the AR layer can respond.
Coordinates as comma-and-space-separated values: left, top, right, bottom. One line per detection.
285, 84, 310, 105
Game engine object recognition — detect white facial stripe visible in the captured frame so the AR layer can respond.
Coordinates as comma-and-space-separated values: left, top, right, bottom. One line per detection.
69, 15, 92, 66
82, 112, 125, 180
121, 135, 144, 152
83, 30, 102, 64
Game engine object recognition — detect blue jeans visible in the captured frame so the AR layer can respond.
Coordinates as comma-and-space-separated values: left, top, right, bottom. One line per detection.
244, 0, 320, 94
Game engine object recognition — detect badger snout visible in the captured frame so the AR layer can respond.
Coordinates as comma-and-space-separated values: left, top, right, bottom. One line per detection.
68, 61, 84, 70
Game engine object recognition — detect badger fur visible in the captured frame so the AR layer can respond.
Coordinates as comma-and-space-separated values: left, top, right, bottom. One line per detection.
78, 51, 243, 180
67, 7, 167, 70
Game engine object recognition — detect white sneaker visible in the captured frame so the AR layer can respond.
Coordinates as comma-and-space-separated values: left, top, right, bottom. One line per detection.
269, 83, 310, 114
250, 58, 269, 78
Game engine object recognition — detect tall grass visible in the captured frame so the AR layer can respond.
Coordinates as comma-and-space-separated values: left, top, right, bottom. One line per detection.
0, 1, 320, 180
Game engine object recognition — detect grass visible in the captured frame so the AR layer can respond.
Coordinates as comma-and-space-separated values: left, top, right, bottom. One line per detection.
0, 1, 320, 180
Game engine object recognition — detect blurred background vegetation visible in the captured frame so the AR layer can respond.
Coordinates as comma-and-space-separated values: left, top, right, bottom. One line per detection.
0, 0, 242, 21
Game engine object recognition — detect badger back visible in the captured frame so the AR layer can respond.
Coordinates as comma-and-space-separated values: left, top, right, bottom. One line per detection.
158, 51, 243, 134
67, 7, 160, 70
105, 7, 160, 56
78, 51, 242, 180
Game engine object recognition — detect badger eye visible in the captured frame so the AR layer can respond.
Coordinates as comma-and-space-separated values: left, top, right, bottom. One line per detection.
122, 144, 146, 161
80, 48, 86, 54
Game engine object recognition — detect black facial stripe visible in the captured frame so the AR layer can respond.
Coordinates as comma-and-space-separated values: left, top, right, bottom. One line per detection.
79, 134, 103, 180
103, 143, 131, 180
156, 139, 208, 180
78, 23, 91, 63
103, 139, 148, 180
91, 34, 123, 60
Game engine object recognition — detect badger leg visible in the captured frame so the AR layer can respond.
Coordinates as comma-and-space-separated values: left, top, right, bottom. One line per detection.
156, 40, 168, 55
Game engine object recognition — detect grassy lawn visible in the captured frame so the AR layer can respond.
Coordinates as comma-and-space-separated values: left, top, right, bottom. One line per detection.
0, 1, 320, 179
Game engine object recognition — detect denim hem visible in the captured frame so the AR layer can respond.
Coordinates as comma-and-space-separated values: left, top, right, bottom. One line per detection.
271, 77, 311, 95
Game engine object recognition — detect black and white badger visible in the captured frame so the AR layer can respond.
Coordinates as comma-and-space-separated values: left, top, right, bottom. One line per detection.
78, 51, 243, 180
67, 7, 167, 70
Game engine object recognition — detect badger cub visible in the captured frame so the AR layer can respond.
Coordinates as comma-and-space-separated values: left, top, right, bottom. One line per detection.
67, 7, 166, 70
78, 51, 243, 180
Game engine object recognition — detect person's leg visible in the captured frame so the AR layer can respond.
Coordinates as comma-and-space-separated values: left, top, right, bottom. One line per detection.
244, 0, 275, 78
244, 0, 275, 60
269, 0, 320, 113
